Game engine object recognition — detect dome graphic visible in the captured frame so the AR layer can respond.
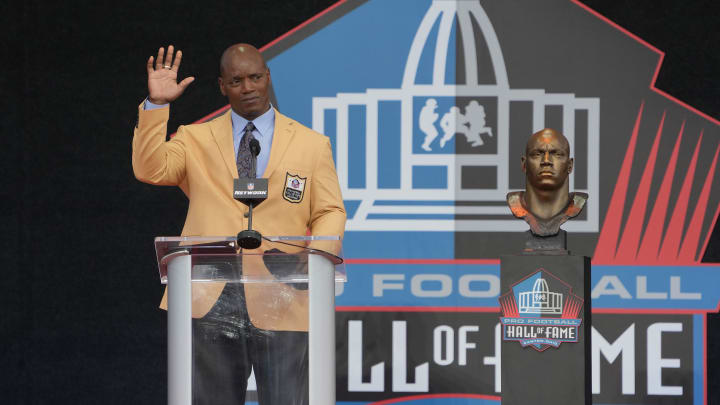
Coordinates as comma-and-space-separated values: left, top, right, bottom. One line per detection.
518, 278, 563, 314
312, 0, 600, 232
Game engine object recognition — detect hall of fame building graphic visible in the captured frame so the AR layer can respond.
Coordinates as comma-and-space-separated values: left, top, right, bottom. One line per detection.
190, 0, 720, 402
499, 269, 584, 351
311, 0, 600, 232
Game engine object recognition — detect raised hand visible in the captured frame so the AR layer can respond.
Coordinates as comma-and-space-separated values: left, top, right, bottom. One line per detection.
146, 45, 195, 104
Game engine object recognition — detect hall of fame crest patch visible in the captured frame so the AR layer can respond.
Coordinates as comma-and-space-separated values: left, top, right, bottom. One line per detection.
499, 268, 584, 352
283, 173, 307, 203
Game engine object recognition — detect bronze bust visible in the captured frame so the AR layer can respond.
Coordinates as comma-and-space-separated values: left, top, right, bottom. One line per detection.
507, 128, 587, 237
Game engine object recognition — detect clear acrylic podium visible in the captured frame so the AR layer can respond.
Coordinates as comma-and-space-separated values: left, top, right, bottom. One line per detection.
154, 236, 345, 405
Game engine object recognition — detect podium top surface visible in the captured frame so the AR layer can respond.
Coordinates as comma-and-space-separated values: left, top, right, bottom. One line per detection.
155, 236, 345, 284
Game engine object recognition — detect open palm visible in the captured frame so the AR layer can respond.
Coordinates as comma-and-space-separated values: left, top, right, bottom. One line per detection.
147, 45, 195, 104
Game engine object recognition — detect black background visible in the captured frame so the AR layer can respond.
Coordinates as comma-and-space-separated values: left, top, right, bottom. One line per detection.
2, 0, 718, 403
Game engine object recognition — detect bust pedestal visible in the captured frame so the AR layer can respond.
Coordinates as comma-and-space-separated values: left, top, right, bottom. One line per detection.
499, 236, 591, 405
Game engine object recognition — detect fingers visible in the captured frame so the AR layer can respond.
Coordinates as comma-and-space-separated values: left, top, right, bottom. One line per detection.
165, 45, 175, 69
171, 49, 183, 72
155, 47, 165, 70
178, 76, 195, 90
150, 45, 184, 71
146, 55, 154, 75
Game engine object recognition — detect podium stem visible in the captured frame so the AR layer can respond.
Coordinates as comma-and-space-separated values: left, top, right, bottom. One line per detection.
167, 253, 192, 405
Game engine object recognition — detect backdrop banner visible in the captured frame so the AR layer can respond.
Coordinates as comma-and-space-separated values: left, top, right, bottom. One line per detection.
194, 1, 720, 403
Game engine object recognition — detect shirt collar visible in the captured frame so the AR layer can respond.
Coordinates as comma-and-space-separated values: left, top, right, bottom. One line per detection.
231, 106, 275, 139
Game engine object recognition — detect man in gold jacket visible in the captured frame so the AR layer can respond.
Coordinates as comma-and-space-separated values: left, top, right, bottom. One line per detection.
132, 43, 346, 405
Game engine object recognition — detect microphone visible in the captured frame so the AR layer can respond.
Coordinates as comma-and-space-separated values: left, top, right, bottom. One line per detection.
234, 138, 268, 249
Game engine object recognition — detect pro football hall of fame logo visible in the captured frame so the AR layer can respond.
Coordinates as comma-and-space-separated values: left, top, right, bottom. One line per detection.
499, 269, 584, 351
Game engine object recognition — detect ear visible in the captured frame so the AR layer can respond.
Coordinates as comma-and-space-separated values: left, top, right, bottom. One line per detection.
568, 157, 574, 174
521, 155, 527, 173
218, 77, 226, 96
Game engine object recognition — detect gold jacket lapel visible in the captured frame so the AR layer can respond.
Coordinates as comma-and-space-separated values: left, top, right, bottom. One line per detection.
209, 110, 237, 179
263, 109, 296, 178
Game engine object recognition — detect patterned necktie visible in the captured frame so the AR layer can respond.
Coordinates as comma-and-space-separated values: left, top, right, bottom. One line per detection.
236, 122, 256, 178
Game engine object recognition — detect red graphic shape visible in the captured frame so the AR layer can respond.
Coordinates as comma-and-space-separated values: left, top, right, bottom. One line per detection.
679, 142, 720, 262
658, 134, 704, 262
636, 121, 685, 263
499, 292, 518, 317
594, 102, 645, 262
561, 293, 583, 319
615, 111, 666, 262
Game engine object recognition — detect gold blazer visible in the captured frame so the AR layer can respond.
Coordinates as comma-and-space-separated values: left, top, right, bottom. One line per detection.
132, 103, 346, 330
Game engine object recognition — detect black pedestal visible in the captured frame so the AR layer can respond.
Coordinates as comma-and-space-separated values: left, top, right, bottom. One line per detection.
499, 254, 591, 405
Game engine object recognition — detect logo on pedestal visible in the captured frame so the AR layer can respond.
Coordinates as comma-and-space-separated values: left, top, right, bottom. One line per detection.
499, 268, 584, 352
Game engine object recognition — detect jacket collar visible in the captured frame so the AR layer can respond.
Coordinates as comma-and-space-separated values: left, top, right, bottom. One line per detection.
209, 107, 296, 179
263, 109, 295, 178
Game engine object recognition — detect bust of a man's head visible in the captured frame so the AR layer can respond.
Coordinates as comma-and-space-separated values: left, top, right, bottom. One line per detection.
522, 128, 573, 213
507, 128, 587, 237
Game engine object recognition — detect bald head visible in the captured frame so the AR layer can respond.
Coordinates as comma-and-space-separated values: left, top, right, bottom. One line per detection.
218, 43, 272, 120
525, 128, 569, 157
521, 128, 573, 193
219, 43, 266, 76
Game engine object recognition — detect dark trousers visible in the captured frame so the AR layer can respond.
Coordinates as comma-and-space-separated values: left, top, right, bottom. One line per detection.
191, 283, 309, 405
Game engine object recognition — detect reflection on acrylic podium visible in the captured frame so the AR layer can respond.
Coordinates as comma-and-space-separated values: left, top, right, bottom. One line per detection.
154, 236, 345, 405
